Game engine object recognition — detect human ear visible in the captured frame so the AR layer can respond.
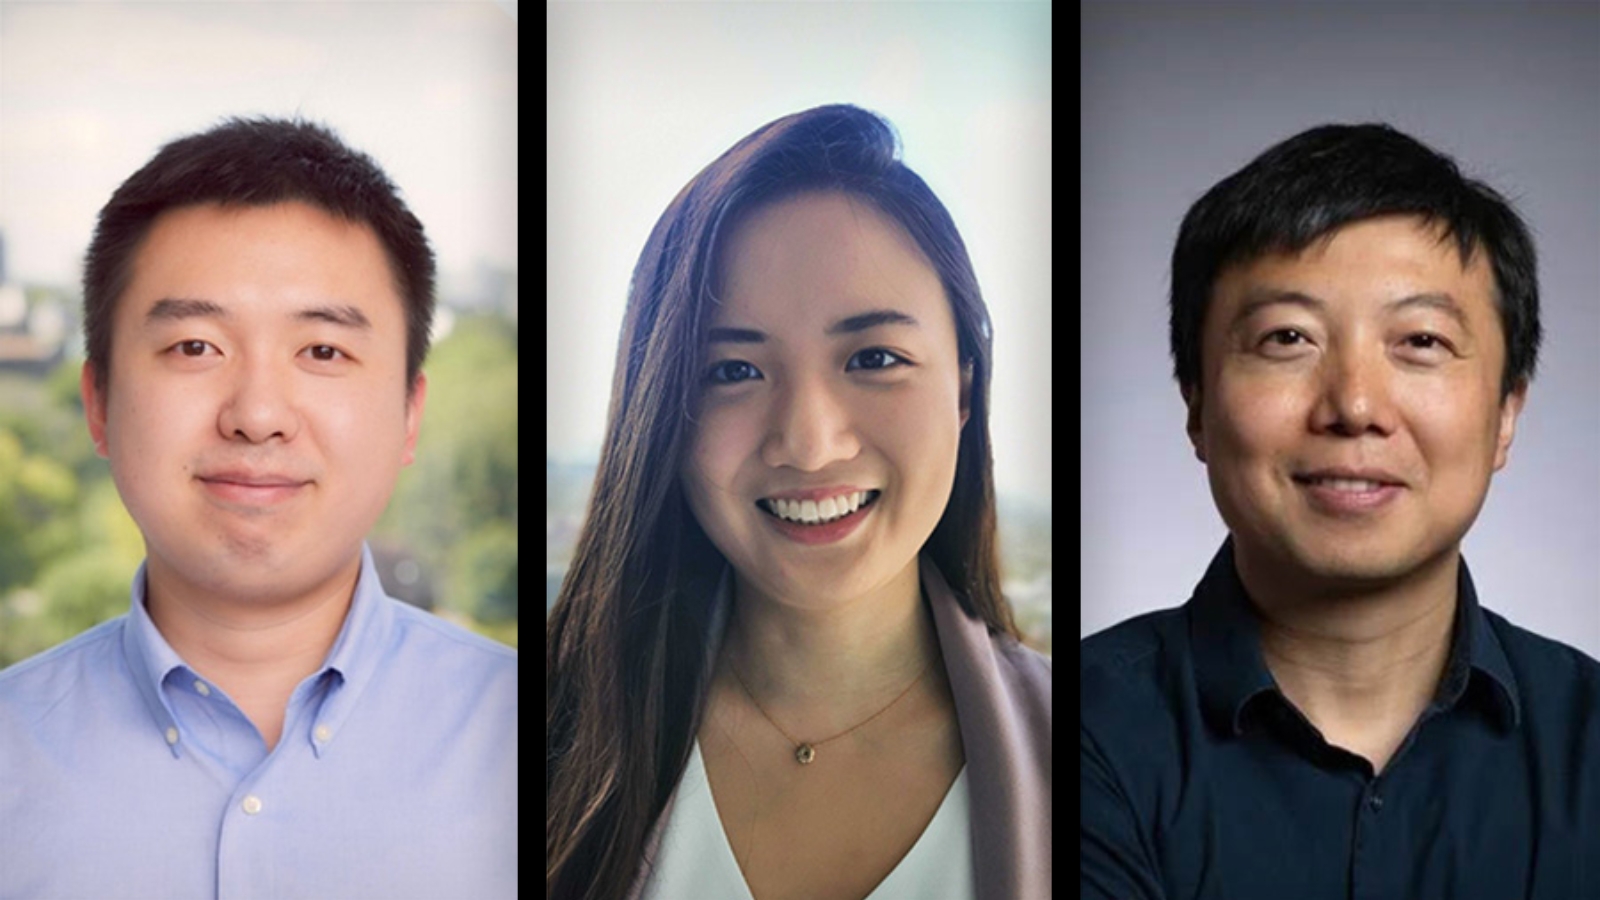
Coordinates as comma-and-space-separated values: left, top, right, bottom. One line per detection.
81, 362, 110, 459
1183, 383, 1207, 464
1491, 380, 1528, 472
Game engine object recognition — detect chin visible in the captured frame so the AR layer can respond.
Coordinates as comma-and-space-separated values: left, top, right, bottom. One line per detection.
1281, 530, 1454, 588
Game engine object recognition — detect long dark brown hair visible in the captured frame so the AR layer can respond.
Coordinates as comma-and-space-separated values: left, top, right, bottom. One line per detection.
546, 103, 1019, 900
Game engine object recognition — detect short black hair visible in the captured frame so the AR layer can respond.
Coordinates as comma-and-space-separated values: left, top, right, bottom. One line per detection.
1170, 123, 1540, 401
83, 116, 436, 402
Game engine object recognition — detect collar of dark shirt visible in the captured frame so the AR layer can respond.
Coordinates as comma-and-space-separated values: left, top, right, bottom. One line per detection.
1188, 536, 1521, 741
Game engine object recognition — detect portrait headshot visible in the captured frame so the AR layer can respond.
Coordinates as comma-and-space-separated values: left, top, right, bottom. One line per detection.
546, 5, 1052, 900
0, 6, 517, 899
1081, 4, 1600, 899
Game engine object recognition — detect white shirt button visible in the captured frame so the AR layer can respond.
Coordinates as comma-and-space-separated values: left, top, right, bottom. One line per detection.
314, 725, 332, 743
194, 680, 211, 696
242, 795, 263, 815
165, 727, 179, 745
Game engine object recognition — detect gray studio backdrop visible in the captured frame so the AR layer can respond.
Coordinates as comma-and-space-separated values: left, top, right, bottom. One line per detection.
1081, 2, 1600, 660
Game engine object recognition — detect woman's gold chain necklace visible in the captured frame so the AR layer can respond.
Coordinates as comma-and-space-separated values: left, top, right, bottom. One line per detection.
725, 648, 931, 766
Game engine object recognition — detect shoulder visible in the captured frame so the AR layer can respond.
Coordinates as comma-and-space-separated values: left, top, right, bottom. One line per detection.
0, 616, 128, 727
941, 626, 1052, 773
1081, 605, 1190, 725
1479, 605, 1600, 721
338, 598, 518, 745
989, 630, 1052, 706
386, 598, 518, 683
1481, 605, 1600, 681
1079, 604, 1200, 808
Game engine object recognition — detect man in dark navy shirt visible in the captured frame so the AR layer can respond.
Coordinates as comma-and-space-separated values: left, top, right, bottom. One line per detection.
1081, 123, 1600, 899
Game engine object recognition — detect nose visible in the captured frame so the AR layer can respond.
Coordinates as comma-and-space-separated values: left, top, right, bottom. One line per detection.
1310, 345, 1396, 438
760, 375, 861, 472
216, 360, 301, 444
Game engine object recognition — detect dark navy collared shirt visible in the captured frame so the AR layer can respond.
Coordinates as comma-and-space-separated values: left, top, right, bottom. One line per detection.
1081, 538, 1600, 900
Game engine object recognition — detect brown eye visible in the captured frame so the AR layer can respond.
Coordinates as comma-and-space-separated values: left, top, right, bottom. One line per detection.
847, 348, 911, 371
1265, 329, 1307, 346
173, 340, 214, 357
707, 360, 761, 385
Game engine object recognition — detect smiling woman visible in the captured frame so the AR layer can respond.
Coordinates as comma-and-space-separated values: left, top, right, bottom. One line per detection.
546, 104, 1052, 900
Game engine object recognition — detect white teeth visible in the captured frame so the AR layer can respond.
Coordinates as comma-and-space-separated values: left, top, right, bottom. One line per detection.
764, 490, 876, 525
1308, 478, 1383, 492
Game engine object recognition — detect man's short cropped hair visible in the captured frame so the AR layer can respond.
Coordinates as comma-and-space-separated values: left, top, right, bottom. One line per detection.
82, 116, 437, 401
1169, 123, 1541, 402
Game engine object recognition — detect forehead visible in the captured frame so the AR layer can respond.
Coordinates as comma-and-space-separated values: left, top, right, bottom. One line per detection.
713, 191, 949, 331
1214, 215, 1496, 315
122, 200, 400, 326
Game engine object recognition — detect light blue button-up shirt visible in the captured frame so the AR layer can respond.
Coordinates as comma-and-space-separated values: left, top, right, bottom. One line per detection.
0, 543, 518, 899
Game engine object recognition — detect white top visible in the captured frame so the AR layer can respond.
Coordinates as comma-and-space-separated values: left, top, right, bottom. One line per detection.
641, 739, 976, 900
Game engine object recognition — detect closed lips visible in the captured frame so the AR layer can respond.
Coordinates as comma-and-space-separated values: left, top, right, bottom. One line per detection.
200, 471, 307, 487
759, 490, 881, 524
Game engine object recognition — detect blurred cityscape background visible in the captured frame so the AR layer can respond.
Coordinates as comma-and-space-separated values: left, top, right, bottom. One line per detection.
0, 2, 518, 668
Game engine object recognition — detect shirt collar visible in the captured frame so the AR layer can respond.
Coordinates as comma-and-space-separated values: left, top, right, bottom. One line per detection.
1190, 536, 1522, 739
121, 542, 397, 757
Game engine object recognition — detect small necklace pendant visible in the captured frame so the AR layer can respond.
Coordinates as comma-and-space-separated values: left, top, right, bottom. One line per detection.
795, 744, 816, 765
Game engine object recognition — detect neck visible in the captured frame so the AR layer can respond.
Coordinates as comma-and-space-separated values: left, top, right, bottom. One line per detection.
718, 557, 941, 740
142, 552, 359, 696
1240, 544, 1459, 731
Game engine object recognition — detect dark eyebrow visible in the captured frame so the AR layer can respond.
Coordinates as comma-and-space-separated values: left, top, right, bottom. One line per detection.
1384, 292, 1471, 332
707, 308, 920, 345
144, 297, 229, 324
1231, 289, 1471, 333
143, 298, 372, 331
1229, 289, 1325, 329
294, 303, 373, 330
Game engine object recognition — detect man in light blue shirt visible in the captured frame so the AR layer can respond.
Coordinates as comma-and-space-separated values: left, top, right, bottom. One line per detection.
0, 116, 517, 898
0, 544, 517, 899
